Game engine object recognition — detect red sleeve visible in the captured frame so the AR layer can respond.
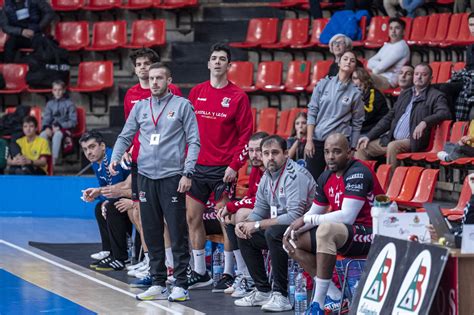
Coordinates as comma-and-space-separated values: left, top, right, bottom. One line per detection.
169, 83, 183, 97
188, 86, 197, 105
229, 93, 253, 171
124, 90, 133, 120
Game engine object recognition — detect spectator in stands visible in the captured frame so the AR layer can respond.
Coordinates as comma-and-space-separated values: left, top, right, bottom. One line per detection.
384, 0, 424, 17
216, 132, 268, 297
355, 63, 451, 170
0, 0, 55, 63
454, 0, 474, 13
284, 133, 383, 314
80, 131, 132, 271
40, 80, 77, 165
437, 130, 474, 162
367, 18, 410, 91
234, 135, 316, 312
186, 43, 253, 289
398, 64, 414, 92
327, 34, 353, 77
110, 63, 200, 302
305, 50, 364, 181
7, 116, 50, 175
121, 48, 182, 288
352, 67, 389, 135
287, 112, 307, 165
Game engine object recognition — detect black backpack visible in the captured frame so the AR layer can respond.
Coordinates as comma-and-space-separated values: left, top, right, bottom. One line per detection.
0, 105, 31, 137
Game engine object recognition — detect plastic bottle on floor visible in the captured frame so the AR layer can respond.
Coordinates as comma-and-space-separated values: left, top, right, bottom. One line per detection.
212, 245, 224, 285
294, 267, 307, 315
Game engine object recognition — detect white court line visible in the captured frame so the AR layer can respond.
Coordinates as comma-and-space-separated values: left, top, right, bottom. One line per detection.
0, 239, 203, 315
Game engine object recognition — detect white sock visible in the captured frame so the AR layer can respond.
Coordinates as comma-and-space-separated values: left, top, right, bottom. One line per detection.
144, 252, 149, 264
327, 281, 342, 300
192, 249, 206, 275
165, 247, 173, 269
313, 277, 331, 307
233, 249, 249, 276
224, 251, 234, 276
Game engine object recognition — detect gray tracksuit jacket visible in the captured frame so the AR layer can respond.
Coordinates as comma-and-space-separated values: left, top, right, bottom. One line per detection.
111, 92, 200, 180
248, 158, 316, 225
307, 75, 365, 148
42, 97, 77, 129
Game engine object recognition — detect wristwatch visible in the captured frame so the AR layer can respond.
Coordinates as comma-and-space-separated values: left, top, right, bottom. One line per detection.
183, 172, 193, 179
254, 221, 261, 231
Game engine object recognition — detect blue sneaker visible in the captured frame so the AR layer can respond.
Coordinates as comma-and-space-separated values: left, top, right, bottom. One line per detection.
305, 302, 328, 315
324, 296, 349, 313
130, 274, 152, 288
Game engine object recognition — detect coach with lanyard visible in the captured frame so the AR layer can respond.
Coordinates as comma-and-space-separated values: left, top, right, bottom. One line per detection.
110, 63, 200, 302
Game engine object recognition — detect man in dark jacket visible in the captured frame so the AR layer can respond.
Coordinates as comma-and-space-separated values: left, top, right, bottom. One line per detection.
0, 0, 55, 62
355, 63, 452, 170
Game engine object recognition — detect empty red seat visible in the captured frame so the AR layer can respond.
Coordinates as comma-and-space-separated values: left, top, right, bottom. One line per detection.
227, 61, 256, 93
83, 0, 121, 10
291, 18, 328, 49
401, 17, 412, 42
386, 166, 409, 200
255, 61, 284, 92
449, 13, 474, 45
276, 108, 291, 137
87, 21, 127, 51
69, 61, 114, 92
71, 107, 86, 139
427, 13, 450, 46
261, 18, 309, 49
306, 60, 332, 93
407, 15, 429, 46
438, 13, 464, 47
51, 0, 84, 11
437, 62, 453, 84
120, 0, 155, 9
124, 19, 166, 48
257, 108, 278, 134
441, 176, 471, 216
155, 0, 198, 9
285, 60, 311, 93
453, 62, 466, 72
278, 108, 305, 138
230, 18, 279, 49
356, 16, 390, 48
393, 166, 424, 203
430, 61, 441, 83
0, 63, 28, 94
55, 21, 89, 51
417, 14, 439, 45
376, 164, 391, 192
401, 169, 440, 208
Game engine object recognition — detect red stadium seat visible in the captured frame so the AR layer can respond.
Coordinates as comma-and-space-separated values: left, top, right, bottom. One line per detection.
407, 15, 429, 46
227, 61, 256, 93
416, 14, 439, 46
4, 106, 42, 133
447, 13, 474, 45
393, 166, 424, 203
124, 19, 166, 48
453, 62, 466, 72
428, 13, 450, 46
438, 13, 464, 47
0, 30, 7, 52
276, 109, 291, 137
255, 61, 284, 93
71, 107, 86, 139
278, 108, 305, 138
55, 21, 89, 51
69, 61, 114, 93
251, 107, 257, 132
0, 63, 28, 94
284, 60, 311, 93
440, 121, 472, 167
306, 60, 332, 93
386, 166, 409, 200
83, 0, 121, 10
357, 16, 390, 48
291, 18, 329, 49
87, 21, 126, 51
257, 108, 278, 134
230, 18, 279, 49
376, 164, 391, 192
51, 0, 84, 11
401, 169, 440, 208
430, 61, 441, 83
441, 176, 471, 216
261, 18, 309, 49
268, 0, 306, 9
437, 62, 453, 84
401, 17, 412, 42
121, 0, 155, 9
155, 0, 198, 9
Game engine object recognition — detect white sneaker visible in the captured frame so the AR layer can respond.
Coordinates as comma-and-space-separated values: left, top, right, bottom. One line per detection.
127, 259, 146, 271
136, 285, 168, 301
224, 274, 244, 294
128, 263, 150, 277
168, 286, 190, 302
231, 277, 256, 298
90, 251, 110, 260
134, 267, 151, 279
261, 292, 293, 312
437, 151, 450, 162
234, 288, 271, 307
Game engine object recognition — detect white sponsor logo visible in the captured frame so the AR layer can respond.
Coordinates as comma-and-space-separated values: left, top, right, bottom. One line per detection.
347, 173, 364, 180
197, 97, 207, 101
346, 183, 364, 191
171, 196, 178, 203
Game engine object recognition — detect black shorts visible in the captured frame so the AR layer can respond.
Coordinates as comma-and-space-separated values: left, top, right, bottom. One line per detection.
310, 224, 372, 257
131, 162, 139, 202
187, 164, 236, 205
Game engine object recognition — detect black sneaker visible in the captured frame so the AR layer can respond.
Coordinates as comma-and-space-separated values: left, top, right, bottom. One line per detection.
95, 258, 126, 271
212, 273, 234, 293
90, 256, 111, 269
187, 270, 214, 289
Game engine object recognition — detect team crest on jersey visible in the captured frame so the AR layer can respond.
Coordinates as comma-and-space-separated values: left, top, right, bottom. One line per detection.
342, 96, 350, 105
142, 113, 148, 119
221, 97, 231, 107
167, 111, 176, 120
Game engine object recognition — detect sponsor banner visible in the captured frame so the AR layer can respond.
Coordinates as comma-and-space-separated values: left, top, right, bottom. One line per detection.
350, 235, 449, 315
378, 213, 430, 243
429, 257, 458, 315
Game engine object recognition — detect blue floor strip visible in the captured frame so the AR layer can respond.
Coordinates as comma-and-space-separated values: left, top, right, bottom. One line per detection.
0, 269, 95, 315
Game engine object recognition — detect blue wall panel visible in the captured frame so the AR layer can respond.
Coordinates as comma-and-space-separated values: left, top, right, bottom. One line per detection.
0, 175, 98, 218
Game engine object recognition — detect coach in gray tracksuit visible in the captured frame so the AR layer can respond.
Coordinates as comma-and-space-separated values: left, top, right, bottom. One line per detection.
234, 135, 316, 308
110, 63, 200, 297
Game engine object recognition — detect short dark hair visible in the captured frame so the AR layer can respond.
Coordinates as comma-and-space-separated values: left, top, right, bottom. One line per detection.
209, 43, 232, 62
469, 12, 474, 20
389, 17, 406, 30
129, 48, 160, 67
261, 135, 287, 151
79, 130, 105, 145
415, 62, 433, 77
23, 116, 38, 127
291, 112, 307, 137
52, 80, 66, 88
250, 131, 269, 141
149, 62, 171, 77
403, 64, 414, 70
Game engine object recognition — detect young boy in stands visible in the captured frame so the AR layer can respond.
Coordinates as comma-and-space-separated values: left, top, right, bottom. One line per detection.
7, 116, 50, 175
40, 80, 77, 165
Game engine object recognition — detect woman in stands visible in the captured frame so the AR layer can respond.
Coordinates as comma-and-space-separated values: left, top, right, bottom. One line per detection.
352, 67, 389, 136
287, 112, 307, 166
304, 50, 365, 181
327, 34, 353, 77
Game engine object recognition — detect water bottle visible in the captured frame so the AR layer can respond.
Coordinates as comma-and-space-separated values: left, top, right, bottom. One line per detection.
212, 245, 224, 285
127, 234, 133, 262
288, 259, 297, 306
294, 268, 307, 315
205, 240, 213, 270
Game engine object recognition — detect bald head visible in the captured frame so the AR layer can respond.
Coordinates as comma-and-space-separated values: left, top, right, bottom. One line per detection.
325, 133, 350, 151
324, 133, 351, 174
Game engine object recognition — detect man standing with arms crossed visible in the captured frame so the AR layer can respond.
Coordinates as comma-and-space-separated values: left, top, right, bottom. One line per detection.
110, 63, 200, 302
186, 43, 253, 288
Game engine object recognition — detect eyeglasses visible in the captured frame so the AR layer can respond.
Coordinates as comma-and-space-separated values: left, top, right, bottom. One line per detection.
332, 40, 346, 47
